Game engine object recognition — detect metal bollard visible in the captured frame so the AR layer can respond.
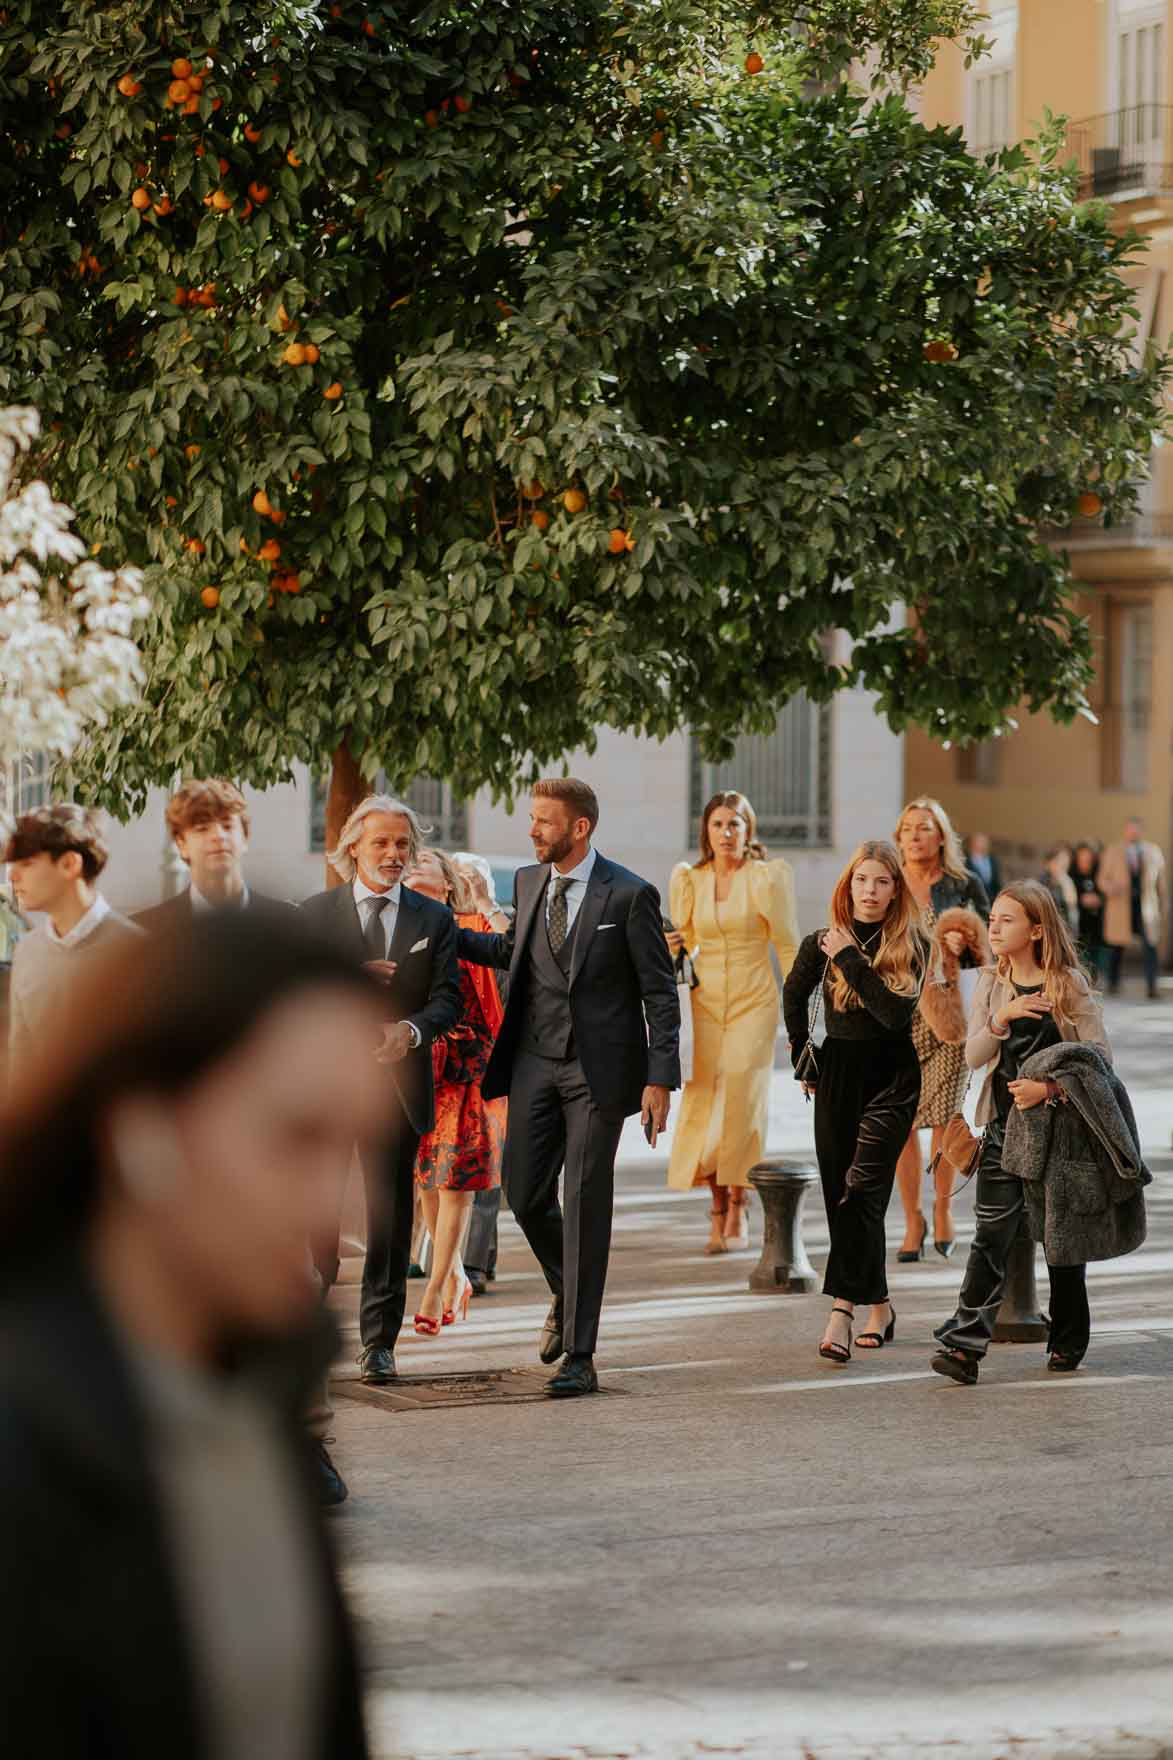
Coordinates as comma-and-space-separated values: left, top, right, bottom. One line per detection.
992, 1235, 1049, 1342
747, 1158, 820, 1294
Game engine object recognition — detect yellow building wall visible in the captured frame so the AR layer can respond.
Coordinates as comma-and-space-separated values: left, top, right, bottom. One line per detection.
1016, 1, 1103, 131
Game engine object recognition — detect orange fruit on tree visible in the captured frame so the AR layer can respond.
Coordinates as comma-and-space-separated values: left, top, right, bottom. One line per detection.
183, 96, 200, 114
454, 94, 472, 113
563, 488, 587, 514
608, 528, 628, 554
745, 51, 764, 74
283, 341, 307, 365
185, 537, 206, 555
244, 122, 262, 143
185, 443, 201, 459
172, 58, 193, 79
522, 480, 544, 499
130, 186, 151, 210
187, 74, 204, 94
258, 538, 281, 562
167, 78, 190, 104
531, 510, 549, 531
211, 189, 232, 211
252, 490, 273, 516
424, 109, 440, 128
200, 586, 220, 609
650, 130, 664, 150
166, 495, 178, 508
362, 17, 376, 34
117, 74, 141, 97
1077, 491, 1104, 519
269, 509, 286, 525
240, 538, 251, 554
248, 181, 271, 203
302, 342, 320, 364
323, 381, 343, 400
286, 148, 301, 167
283, 572, 301, 594
923, 339, 958, 363
624, 532, 636, 551
174, 286, 188, 306
154, 196, 174, 216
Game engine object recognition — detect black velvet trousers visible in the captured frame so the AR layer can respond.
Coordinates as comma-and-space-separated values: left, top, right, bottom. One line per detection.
814, 1036, 921, 1305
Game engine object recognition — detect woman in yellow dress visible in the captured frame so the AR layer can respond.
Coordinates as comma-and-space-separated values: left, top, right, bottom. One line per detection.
666, 791, 800, 1252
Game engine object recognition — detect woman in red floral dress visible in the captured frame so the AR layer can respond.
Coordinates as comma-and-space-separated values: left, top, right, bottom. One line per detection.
407, 849, 507, 1333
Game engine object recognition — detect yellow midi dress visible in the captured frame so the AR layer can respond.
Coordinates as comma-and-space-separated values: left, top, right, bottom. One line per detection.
666, 858, 800, 1191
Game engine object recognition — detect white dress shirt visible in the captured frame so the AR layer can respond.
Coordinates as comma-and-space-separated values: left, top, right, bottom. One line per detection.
545, 845, 597, 932
352, 876, 401, 956
44, 893, 112, 947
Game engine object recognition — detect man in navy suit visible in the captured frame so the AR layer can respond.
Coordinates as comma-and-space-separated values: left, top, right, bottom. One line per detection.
458, 779, 680, 1397
302, 796, 460, 1384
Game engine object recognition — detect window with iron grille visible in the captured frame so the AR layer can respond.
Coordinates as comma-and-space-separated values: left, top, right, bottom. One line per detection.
309, 773, 468, 854
2, 753, 51, 820
971, 66, 1014, 153
689, 696, 832, 850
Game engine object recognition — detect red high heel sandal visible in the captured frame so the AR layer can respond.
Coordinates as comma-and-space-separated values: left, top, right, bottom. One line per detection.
413, 1313, 442, 1337
442, 1274, 472, 1326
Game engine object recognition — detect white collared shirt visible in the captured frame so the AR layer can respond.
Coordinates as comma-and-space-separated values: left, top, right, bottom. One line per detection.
190, 882, 252, 914
352, 876, 401, 957
45, 893, 112, 948
545, 845, 596, 933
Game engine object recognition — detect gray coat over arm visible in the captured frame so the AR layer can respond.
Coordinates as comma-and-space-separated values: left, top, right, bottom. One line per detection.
1001, 1040, 1150, 1267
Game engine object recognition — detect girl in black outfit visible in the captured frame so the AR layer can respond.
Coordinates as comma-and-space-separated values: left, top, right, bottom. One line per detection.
1072, 840, 1106, 980
783, 841, 926, 1364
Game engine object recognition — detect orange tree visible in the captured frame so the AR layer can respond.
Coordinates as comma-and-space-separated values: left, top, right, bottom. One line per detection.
0, 0, 1165, 833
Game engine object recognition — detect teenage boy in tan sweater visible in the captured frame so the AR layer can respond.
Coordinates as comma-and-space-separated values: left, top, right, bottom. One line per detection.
4, 805, 140, 1078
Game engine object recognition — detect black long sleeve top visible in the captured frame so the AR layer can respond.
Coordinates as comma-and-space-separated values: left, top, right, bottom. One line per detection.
782, 928, 924, 1070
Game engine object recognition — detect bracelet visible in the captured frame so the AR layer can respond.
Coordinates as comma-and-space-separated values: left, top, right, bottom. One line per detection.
989, 1014, 1010, 1038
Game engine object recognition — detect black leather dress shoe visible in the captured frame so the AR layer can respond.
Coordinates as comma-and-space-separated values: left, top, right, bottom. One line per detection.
546, 1355, 599, 1398
467, 1268, 488, 1297
358, 1346, 398, 1385
538, 1302, 564, 1365
315, 1441, 349, 1507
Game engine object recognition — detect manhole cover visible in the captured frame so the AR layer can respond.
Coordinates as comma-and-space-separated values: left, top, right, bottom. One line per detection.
332, 1366, 621, 1411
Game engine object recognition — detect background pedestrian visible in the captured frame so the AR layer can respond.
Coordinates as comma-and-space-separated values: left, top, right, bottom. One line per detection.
964, 831, 1002, 900
405, 848, 506, 1334
894, 797, 989, 1260
664, 790, 799, 1253
1039, 843, 1078, 934
1071, 840, 1106, 980
1099, 818, 1166, 998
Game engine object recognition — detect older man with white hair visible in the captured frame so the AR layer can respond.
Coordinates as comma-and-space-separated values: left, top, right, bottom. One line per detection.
302, 794, 461, 1383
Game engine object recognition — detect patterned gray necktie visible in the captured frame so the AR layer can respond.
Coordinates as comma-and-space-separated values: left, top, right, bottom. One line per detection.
548, 876, 572, 953
363, 895, 389, 959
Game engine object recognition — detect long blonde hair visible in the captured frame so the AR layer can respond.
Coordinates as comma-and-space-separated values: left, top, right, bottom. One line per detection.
895, 796, 968, 883
993, 880, 1085, 1027
827, 840, 925, 1012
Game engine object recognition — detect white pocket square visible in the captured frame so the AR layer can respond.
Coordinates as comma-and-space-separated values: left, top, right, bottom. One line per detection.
596, 923, 617, 931
409, 937, 429, 953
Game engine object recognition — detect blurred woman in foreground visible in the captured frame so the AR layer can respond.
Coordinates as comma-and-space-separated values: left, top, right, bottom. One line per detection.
0, 912, 387, 1759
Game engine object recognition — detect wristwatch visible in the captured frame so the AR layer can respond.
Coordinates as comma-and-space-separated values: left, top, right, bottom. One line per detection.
405, 1021, 421, 1050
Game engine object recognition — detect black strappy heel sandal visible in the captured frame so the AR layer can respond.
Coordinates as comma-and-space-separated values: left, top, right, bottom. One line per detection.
818, 1305, 854, 1365
856, 1304, 896, 1350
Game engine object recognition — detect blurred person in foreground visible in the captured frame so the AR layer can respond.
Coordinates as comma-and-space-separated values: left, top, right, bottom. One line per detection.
452, 851, 510, 1293
0, 912, 386, 1758
5, 804, 140, 1077
404, 849, 507, 1331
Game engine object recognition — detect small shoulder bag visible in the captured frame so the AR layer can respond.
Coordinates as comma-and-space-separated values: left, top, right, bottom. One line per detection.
794, 956, 831, 1086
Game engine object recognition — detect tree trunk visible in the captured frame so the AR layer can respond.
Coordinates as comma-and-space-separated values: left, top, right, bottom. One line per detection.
324, 739, 366, 888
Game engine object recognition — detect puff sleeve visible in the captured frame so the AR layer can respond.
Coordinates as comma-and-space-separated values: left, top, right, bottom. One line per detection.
749, 858, 800, 979
668, 862, 696, 947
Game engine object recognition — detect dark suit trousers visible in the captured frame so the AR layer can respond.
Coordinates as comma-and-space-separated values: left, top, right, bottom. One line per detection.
314, 1122, 419, 1353
505, 1052, 625, 1357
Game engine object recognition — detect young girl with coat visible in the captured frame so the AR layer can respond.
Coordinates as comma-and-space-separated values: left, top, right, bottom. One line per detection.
932, 881, 1131, 1385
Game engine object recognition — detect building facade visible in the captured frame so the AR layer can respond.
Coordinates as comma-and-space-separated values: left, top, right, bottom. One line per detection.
907, 2, 1173, 915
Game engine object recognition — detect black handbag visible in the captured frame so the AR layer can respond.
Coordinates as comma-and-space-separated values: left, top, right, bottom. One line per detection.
794, 957, 831, 1086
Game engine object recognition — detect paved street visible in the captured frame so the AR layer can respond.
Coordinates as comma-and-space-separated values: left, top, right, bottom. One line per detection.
328, 994, 1173, 1760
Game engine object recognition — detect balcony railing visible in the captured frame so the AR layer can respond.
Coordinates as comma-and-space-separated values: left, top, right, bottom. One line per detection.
1065, 106, 1173, 200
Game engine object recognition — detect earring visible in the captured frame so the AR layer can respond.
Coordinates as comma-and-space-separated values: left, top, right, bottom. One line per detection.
112, 1106, 184, 1207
